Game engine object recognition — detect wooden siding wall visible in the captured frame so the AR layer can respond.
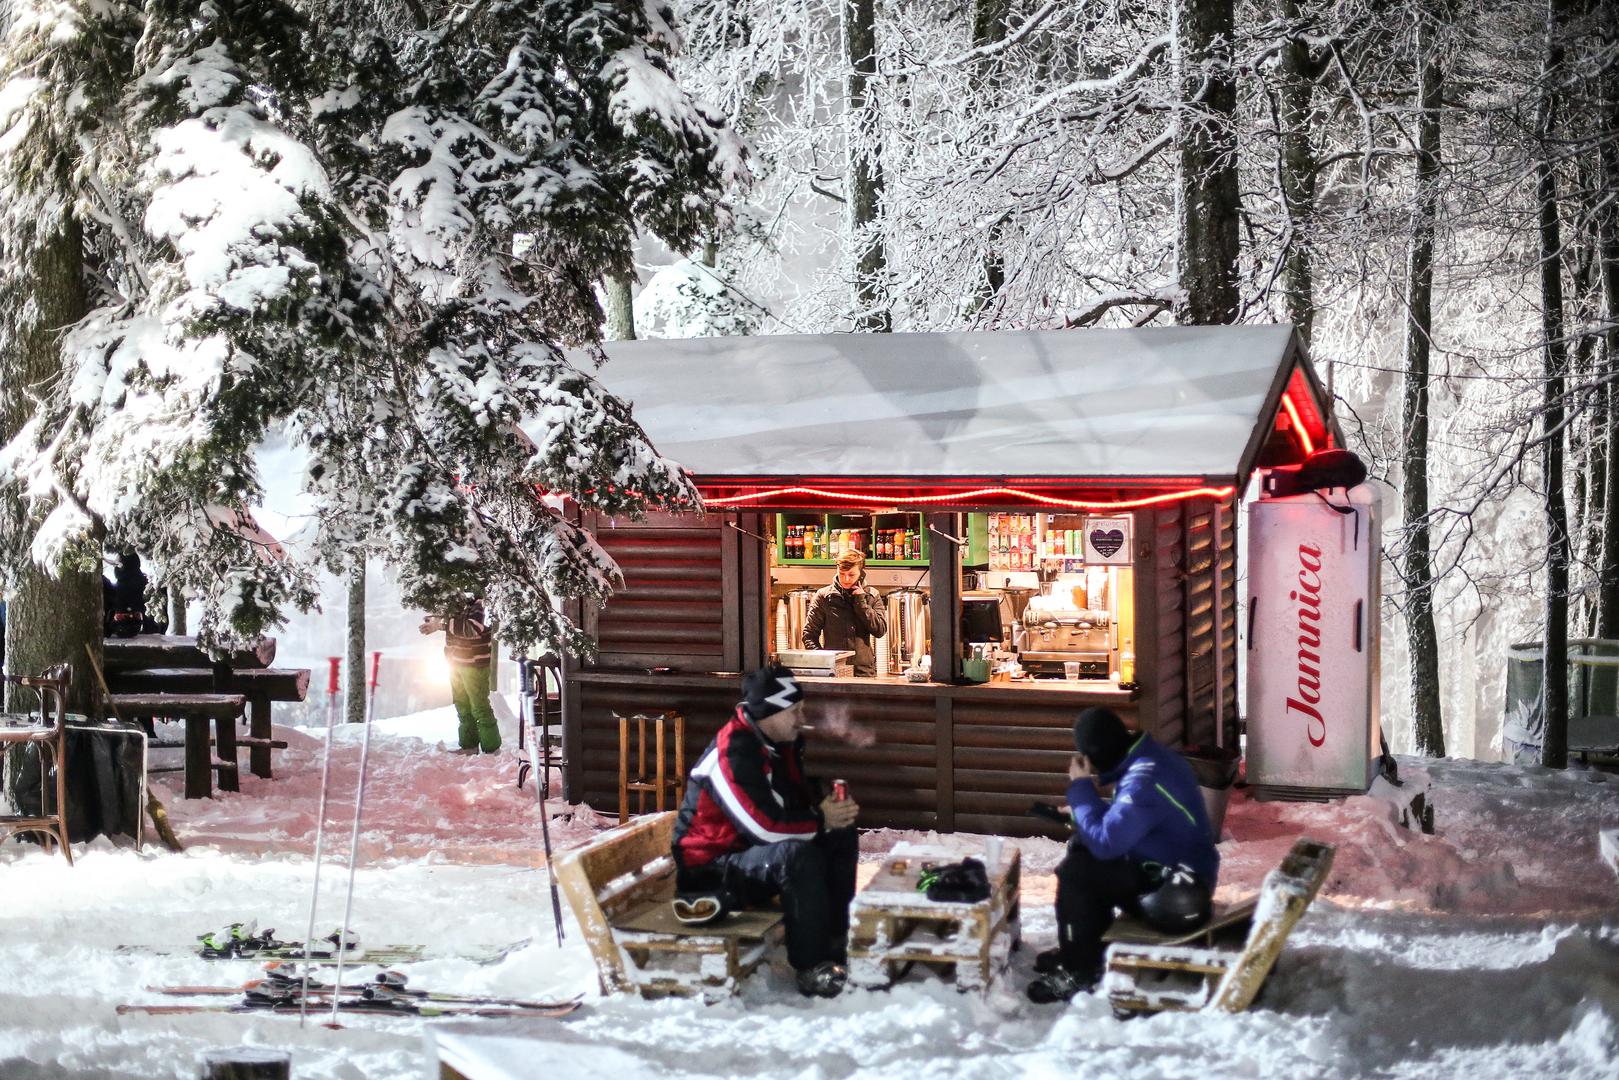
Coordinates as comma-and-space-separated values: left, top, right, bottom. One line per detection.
952, 698, 1142, 837
575, 679, 741, 812
587, 513, 734, 671
1148, 506, 1188, 745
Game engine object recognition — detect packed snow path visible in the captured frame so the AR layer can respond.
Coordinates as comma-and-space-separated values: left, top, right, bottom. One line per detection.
1, 713, 1615, 1079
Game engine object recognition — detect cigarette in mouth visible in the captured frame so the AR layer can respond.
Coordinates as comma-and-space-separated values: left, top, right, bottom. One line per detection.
797, 725, 818, 731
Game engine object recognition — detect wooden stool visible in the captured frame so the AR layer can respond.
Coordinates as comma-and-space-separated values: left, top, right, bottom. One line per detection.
616, 711, 684, 824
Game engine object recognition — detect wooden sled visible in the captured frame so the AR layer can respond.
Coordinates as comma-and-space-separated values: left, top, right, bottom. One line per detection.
554, 811, 784, 1000
1103, 838, 1335, 1015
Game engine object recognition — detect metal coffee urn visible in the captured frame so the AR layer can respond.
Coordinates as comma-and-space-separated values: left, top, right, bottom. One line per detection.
883, 588, 931, 674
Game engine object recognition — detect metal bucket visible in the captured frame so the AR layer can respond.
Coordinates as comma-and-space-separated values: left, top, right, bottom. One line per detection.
1181, 747, 1240, 841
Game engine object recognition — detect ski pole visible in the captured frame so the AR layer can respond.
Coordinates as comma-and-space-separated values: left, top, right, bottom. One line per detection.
299, 661, 342, 1027
329, 649, 381, 1027
527, 659, 566, 947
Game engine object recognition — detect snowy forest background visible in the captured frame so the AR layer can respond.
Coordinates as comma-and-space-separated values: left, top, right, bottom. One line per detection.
4, 0, 1619, 765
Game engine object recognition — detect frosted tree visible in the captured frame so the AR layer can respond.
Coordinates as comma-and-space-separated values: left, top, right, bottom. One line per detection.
0, 0, 747, 660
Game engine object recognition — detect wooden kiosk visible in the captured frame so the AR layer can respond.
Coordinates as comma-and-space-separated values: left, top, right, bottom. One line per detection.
541, 325, 1339, 837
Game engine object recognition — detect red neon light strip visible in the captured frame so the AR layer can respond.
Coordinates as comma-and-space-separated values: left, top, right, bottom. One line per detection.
1280, 391, 1316, 455
702, 485, 1236, 510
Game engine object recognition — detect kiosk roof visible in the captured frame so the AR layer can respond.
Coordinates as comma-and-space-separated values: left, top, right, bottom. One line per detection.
564, 324, 1312, 481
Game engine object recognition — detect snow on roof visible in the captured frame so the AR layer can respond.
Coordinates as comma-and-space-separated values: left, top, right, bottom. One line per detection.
579, 324, 1301, 481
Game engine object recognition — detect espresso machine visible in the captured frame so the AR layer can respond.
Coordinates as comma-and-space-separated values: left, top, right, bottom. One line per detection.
1017, 601, 1113, 678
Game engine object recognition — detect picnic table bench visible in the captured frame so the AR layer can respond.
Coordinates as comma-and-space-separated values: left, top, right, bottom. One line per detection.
107, 693, 247, 799
102, 634, 276, 672
108, 666, 306, 779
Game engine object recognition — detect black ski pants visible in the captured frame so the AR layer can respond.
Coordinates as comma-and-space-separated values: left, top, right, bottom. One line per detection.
1054, 839, 1151, 977
683, 828, 859, 971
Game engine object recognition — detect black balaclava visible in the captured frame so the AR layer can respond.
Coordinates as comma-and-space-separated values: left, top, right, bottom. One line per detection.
1073, 707, 1135, 774
741, 662, 803, 723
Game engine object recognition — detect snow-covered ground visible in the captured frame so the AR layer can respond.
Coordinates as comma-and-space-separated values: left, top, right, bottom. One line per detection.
2, 710, 1616, 1079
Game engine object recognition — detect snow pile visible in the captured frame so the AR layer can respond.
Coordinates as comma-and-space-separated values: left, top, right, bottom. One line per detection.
2, 724, 1616, 1079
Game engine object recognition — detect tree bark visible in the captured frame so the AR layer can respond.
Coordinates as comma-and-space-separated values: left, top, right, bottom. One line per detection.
0, 214, 99, 715
604, 273, 636, 340
1402, 15, 1446, 758
844, 0, 890, 332
1537, 0, 1571, 768
1277, 0, 1320, 348
1174, 0, 1241, 325
966, 0, 1013, 319
1596, 52, 1619, 639
169, 584, 187, 636
345, 561, 366, 724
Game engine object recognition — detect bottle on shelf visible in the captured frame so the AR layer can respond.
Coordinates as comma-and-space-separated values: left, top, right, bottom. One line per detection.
1121, 638, 1136, 683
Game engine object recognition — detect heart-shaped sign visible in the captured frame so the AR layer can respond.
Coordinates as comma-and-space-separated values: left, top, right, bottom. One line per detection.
1089, 528, 1125, 559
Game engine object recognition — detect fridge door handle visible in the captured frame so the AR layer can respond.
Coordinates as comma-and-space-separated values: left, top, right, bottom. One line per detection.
1247, 596, 1257, 650
1353, 599, 1364, 652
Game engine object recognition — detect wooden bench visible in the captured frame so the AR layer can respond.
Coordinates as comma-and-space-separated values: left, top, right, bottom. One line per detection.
107, 693, 247, 799
554, 811, 784, 999
1102, 838, 1335, 1015
108, 667, 305, 779
102, 634, 277, 672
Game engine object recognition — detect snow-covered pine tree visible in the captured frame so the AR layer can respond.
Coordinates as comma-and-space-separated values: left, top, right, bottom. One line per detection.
0, 0, 748, 657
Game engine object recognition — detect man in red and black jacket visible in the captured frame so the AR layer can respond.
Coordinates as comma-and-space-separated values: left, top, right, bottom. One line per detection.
672, 663, 861, 998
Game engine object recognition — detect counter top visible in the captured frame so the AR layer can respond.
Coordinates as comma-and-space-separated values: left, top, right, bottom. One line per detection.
572, 667, 1137, 702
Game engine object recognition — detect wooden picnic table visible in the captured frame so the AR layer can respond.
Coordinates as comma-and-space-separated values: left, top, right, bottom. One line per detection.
107, 693, 246, 799
108, 667, 307, 779
102, 634, 276, 672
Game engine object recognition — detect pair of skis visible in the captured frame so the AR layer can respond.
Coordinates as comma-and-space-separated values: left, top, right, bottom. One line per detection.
196, 924, 424, 964
123, 964, 582, 1019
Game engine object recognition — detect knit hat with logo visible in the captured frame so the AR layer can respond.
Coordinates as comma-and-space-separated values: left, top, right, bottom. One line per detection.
741, 662, 804, 722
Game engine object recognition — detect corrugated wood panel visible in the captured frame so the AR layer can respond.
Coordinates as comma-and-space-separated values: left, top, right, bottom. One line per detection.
1152, 506, 1187, 747
591, 516, 726, 666
575, 681, 939, 832
1183, 499, 1230, 748
952, 698, 1142, 838
1217, 498, 1240, 747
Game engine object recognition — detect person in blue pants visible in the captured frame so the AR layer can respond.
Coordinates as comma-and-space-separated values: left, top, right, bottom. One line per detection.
1028, 707, 1221, 1003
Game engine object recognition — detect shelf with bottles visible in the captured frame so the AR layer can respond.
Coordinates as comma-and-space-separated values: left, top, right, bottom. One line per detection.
775, 513, 929, 566
978, 512, 1135, 571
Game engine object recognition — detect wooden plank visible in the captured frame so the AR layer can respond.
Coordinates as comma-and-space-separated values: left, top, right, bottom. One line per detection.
927, 512, 961, 685
720, 512, 742, 672
109, 666, 310, 701
185, 716, 211, 799
246, 693, 273, 779
103, 635, 275, 671
213, 713, 239, 793
107, 693, 246, 717
935, 695, 955, 834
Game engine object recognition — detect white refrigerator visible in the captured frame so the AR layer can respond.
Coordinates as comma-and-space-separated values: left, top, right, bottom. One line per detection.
1246, 482, 1382, 798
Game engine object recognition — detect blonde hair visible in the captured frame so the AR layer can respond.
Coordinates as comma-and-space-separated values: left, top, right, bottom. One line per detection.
836, 550, 866, 573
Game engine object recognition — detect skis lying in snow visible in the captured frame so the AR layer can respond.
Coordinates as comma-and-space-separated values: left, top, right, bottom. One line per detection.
117, 994, 581, 1019
195, 924, 426, 963
146, 966, 576, 1011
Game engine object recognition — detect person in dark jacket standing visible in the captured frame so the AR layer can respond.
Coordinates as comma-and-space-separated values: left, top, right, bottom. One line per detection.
672, 663, 861, 998
103, 550, 167, 638
1028, 707, 1220, 1003
802, 551, 888, 676
419, 599, 500, 754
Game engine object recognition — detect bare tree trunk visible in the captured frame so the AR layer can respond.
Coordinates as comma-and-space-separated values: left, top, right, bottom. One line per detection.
1277, 0, 1321, 348
345, 562, 366, 725
844, 0, 890, 332
1403, 15, 1446, 757
169, 584, 187, 636
0, 214, 99, 714
1537, 0, 1571, 769
966, 0, 1012, 320
1174, 0, 1241, 325
604, 274, 636, 340
1596, 56, 1619, 639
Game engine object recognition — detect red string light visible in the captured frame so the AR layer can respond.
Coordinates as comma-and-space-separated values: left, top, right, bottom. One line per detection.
701, 484, 1236, 510
1280, 391, 1316, 455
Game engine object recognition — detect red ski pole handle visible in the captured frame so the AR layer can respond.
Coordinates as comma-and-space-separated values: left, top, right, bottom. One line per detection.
370, 650, 382, 690
327, 657, 341, 695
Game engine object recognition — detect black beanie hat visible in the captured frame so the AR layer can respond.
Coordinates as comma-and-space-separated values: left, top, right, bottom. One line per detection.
741, 662, 803, 722
1073, 707, 1134, 773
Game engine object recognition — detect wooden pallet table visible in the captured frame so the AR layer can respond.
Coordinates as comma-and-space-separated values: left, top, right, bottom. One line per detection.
846, 841, 1021, 992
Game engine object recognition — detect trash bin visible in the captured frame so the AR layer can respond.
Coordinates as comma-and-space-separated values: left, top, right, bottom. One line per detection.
1180, 745, 1240, 841
1504, 639, 1619, 763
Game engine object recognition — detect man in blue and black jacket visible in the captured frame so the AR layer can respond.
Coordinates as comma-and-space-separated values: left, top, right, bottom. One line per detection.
1028, 707, 1220, 1003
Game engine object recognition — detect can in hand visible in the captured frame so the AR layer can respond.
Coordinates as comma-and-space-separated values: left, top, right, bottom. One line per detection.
833, 778, 849, 802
